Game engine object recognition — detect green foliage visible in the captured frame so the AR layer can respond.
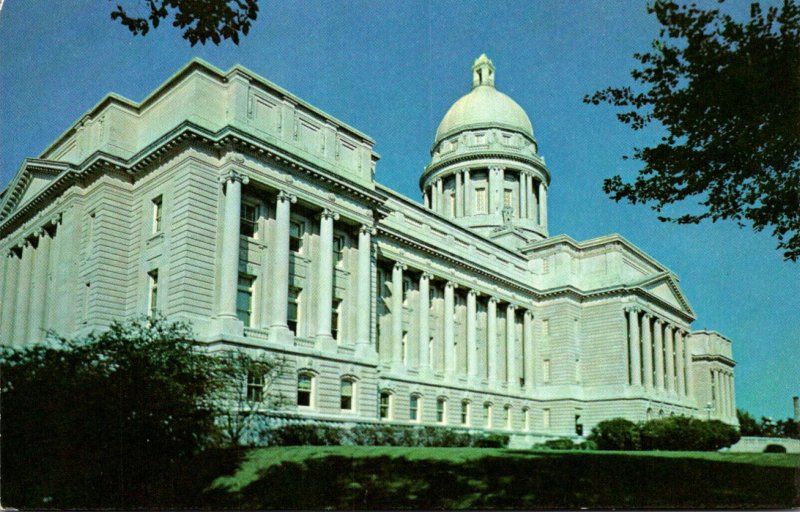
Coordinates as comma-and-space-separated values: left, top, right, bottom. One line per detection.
764, 443, 788, 453
737, 408, 761, 435
736, 408, 800, 439
585, 0, 800, 260
110, 0, 260, 45
589, 418, 641, 450
537, 438, 578, 450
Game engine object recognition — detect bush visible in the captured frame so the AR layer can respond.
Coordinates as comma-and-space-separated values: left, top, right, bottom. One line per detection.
543, 438, 577, 450
473, 434, 509, 448
640, 417, 739, 451
589, 418, 641, 450
577, 439, 598, 450
764, 444, 787, 453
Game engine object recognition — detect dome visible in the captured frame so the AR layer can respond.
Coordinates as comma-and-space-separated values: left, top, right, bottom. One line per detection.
433, 54, 534, 147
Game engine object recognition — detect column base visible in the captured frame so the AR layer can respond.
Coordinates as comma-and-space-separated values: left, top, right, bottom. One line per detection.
314, 334, 337, 352
269, 325, 293, 344
354, 343, 379, 362
389, 362, 406, 374
210, 315, 244, 339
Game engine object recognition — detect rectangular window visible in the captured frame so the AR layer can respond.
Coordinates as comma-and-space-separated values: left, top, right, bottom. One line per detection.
247, 370, 264, 402
331, 298, 342, 340
523, 408, 530, 430
289, 220, 304, 252
484, 403, 493, 428
505, 406, 512, 429
475, 187, 487, 213
240, 202, 259, 238
288, 288, 300, 334
379, 392, 391, 419
461, 401, 470, 426
151, 196, 163, 234
409, 395, 420, 422
340, 379, 354, 410
147, 269, 159, 315
543, 359, 551, 384
237, 276, 254, 326
543, 408, 551, 429
401, 332, 408, 364
333, 235, 345, 264
436, 398, 446, 423
504, 189, 513, 208
542, 319, 550, 337
297, 374, 312, 407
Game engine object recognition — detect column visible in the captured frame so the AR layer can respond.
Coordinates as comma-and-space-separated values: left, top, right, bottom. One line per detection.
538, 182, 548, 228
270, 191, 296, 333
0, 251, 20, 343
315, 209, 338, 345
627, 307, 641, 386
436, 179, 444, 215
13, 241, 34, 345
654, 319, 665, 390
506, 304, 517, 387
684, 330, 693, 397
218, 171, 249, 319
464, 169, 472, 216
729, 372, 737, 418
675, 329, 685, 397
431, 184, 438, 211
391, 262, 406, 366
487, 297, 498, 384
529, 178, 538, 222
355, 226, 373, 350
443, 281, 456, 376
28, 229, 51, 343
423, 190, 430, 209
718, 370, 727, 418
665, 325, 675, 393
726, 372, 733, 418
455, 172, 463, 217
488, 168, 496, 213
519, 173, 527, 219
496, 167, 505, 212
466, 289, 478, 378
642, 313, 653, 390
418, 272, 431, 371
523, 310, 535, 392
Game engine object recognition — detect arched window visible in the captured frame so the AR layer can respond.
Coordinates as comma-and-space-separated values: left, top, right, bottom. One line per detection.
379, 390, 393, 420
297, 372, 315, 408
340, 377, 356, 411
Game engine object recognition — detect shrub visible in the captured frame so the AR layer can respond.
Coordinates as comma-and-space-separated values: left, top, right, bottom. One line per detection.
577, 439, 598, 450
589, 418, 641, 450
640, 417, 739, 451
543, 438, 576, 450
473, 434, 510, 448
764, 444, 787, 453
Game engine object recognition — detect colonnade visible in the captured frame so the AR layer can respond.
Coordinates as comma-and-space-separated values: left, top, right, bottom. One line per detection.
625, 307, 692, 397
712, 368, 735, 419
424, 166, 547, 225
384, 259, 537, 391
0, 216, 61, 345
217, 171, 372, 348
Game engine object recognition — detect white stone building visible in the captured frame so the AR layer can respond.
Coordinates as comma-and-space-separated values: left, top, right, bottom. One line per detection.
0, 56, 737, 437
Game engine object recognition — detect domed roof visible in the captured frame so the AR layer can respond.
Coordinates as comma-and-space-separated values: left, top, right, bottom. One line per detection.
434, 54, 534, 146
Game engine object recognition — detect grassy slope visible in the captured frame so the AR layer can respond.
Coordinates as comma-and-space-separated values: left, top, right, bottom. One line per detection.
206, 447, 799, 509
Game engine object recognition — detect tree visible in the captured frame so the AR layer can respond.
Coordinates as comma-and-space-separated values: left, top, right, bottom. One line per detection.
110, 0, 260, 45
585, 0, 800, 260
737, 408, 761, 435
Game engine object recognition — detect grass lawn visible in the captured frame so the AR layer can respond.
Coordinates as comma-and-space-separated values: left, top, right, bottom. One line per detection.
202, 446, 799, 509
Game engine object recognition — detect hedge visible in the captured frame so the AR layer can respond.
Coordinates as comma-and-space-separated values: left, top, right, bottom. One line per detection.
588, 416, 740, 451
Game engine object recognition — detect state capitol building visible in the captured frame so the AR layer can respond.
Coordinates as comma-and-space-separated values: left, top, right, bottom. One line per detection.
0, 56, 738, 437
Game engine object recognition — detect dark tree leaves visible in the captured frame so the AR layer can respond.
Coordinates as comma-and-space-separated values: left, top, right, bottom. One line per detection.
110, 0, 259, 46
585, 0, 800, 260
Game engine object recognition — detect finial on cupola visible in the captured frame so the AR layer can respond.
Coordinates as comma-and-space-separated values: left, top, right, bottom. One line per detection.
472, 53, 495, 88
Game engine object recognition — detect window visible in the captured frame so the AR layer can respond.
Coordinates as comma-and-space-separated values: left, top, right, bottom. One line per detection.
151, 195, 163, 233
523, 407, 530, 431
428, 337, 434, 369
333, 235, 345, 264
461, 400, 470, 426
288, 288, 300, 334
289, 220, 304, 252
379, 391, 392, 419
240, 202, 259, 238
436, 397, 446, 423
401, 332, 408, 364
475, 187, 487, 213
505, 405, 512, 429
237, 275, 254, 326
543, 408, 551, 429
542, 319, 550, 337
484, 403, 493, 428
297, 373, 313, 407
575, 414, 583, 436
503, 188, 513, 209
331, 298, 342, 340
147, 269, 159, 315
409, 394, 420, 422
340, 378, 354, 411
247, 370, 264, 402
543, 359, 551, 384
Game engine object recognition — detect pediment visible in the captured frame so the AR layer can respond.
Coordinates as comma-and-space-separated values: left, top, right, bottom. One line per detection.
637, 273, 695, 317
0, 159, 71, 222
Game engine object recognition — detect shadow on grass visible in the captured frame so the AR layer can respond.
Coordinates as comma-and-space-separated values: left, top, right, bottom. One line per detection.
204, 451, 799, 510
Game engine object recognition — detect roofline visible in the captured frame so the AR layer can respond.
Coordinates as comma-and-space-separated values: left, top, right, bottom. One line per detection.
690, 330, 733, 344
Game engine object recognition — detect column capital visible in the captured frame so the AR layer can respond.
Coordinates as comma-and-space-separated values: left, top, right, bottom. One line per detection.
445, 281, 458, 290
277, 190, 297, 204
524, 309, 534, 319
489, 166, 506, 173
420, 271, 433, 280
219, 170, 250, 185
393, 261, 407, 272
506, 303, 516, 312
653, 317, 663, 326
48, 212, 63, 227
624, 306, 639, 313
642, 311, 652, 320
488, 296, 499, 305
318, 208, 340, 221
467, 289, 479, 297
359, 224, 376, 236
35, 227, 48, 239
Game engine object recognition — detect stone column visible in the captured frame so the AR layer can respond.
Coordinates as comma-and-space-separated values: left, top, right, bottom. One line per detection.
0, 251, 20, 343
524, 310, 534, 392
539, 182, 548, 228
684, 330, 693, 397
455, 172, 463, 217
464, 169, 472, 216
466, 289, 478, 379
665, 325, 675, 393
28, 229, 51, 343
654, 319, 665, 390
488, 168, 496, 213
642, 313, 653, 390
530, 178, 538, 222
270, 191, 296, 337
431, 184, 438, 211
423, 190, 430, 209
496, 167, 505, 211
675, 329, 685, 397
355, 226, 373, 352
506, 304, 517, 388
443, 281, 456, 376
729, 372, 737, 418
218, 171, 249, 319
418, 272, 431, 372
519, 173, 527, 219
487, 297, 498, 384
436, 179, 444, 215
391, 262, 406, 367
13, 241, 34, 345
627, 307, 641, 386
315, 209, 338, 349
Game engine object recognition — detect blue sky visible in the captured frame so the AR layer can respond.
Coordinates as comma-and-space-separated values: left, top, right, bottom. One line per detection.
0, 0, 796, 420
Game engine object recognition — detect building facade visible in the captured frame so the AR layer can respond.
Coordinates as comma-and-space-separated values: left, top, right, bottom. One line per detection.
0, 56, 737, 437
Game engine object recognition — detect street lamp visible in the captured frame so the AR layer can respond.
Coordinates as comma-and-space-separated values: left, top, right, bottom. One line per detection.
705, 401, 713, 420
